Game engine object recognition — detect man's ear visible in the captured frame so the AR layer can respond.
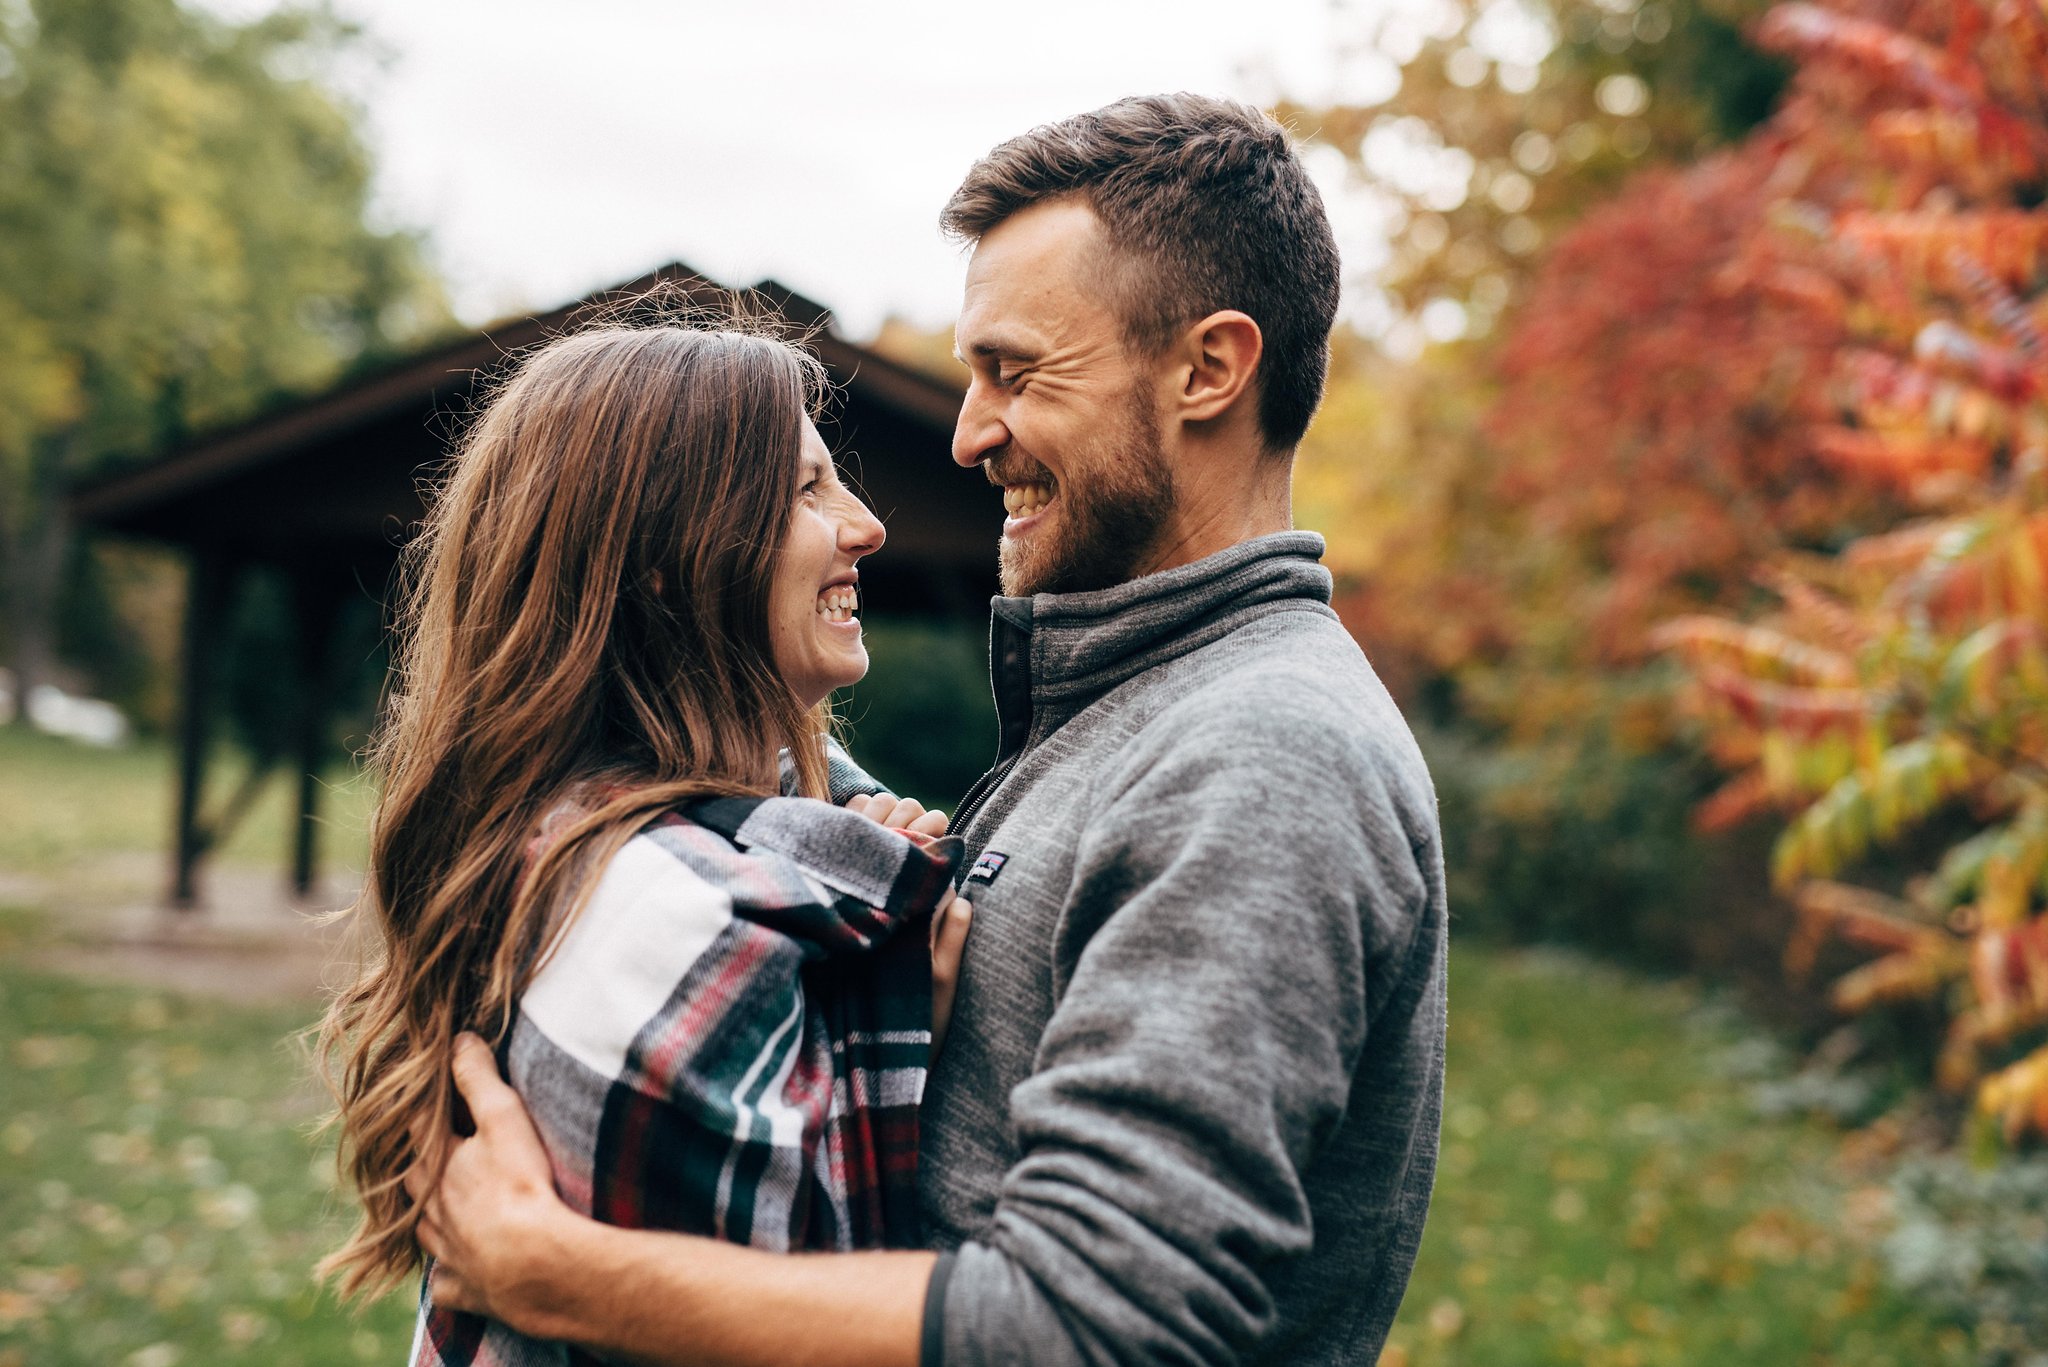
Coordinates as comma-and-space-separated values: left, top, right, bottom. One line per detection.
1173, 311, 1263, 426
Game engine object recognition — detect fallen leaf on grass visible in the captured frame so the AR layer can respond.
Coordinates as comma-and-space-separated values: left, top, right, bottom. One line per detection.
1626, 1303, 1672, 1336
0, 1289, 43, 1328
1841, 1184, 1892, 1240
14, 1265, 82, 1300
188, 1096, 250, 1128
1728, 1208, 1809, 1265
194, 1183, 260, 1229
87, 1131, 152, 1166
221, 1307, 275, 1346
15, 1035, 91, 1068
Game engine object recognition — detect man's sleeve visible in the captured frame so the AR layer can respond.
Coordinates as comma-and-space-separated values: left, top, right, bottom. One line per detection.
935, 697, 1432, 1365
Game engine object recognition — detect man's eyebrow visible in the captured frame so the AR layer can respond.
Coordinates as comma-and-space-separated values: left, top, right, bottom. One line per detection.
956, 337, 1034, 365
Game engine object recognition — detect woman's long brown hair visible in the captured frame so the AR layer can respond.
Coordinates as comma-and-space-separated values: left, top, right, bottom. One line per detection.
316, 323, 833, 1298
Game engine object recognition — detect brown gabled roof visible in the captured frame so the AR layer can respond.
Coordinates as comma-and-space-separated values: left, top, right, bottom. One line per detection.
73, 262, 965, 540
66, 265, 997, 615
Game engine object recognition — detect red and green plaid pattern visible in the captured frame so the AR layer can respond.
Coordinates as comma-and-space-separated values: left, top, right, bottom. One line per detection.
413, 794, 959, 1367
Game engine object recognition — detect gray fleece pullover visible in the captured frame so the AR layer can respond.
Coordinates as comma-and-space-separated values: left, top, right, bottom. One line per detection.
915, 532, 1448, 1366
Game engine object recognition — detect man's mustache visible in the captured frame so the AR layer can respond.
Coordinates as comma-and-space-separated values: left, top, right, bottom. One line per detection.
982, 451, 1057, 487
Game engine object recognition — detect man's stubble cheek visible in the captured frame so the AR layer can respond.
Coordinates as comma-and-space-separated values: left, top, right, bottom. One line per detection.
1029, 395, 1174, 596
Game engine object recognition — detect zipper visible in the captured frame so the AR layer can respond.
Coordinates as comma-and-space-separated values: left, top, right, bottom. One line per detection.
950, 750, 1020, 839
950, 609, 1033, 841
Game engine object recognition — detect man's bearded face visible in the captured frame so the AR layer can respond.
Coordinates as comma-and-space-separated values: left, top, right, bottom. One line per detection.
986, 380, 1176, 598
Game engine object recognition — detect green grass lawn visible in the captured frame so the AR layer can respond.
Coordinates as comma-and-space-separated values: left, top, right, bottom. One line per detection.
1381, 949, 1975, 1366
0, 909, 415, 1366
0, 729, 1982, 1363
0, 727, 373, 881
0, 912, 1977, 1364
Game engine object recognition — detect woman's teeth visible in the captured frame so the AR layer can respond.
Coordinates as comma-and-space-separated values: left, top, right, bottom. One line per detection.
816, 585, 859, 623
1003, 482, 1056, 517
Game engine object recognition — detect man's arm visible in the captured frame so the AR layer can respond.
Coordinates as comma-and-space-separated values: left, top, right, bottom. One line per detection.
412, 1034, 937, 1367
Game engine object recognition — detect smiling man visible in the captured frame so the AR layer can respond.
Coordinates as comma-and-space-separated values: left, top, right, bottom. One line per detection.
407, 93, 1448, 1366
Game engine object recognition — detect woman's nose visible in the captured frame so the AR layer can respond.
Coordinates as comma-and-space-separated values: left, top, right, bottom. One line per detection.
840, 497, 885, 558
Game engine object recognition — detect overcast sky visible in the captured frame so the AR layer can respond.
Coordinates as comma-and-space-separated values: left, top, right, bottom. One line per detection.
202, 0, 1419, 338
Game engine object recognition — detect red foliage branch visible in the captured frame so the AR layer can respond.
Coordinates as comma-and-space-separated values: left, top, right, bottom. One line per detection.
1494, 0, 2048, 1141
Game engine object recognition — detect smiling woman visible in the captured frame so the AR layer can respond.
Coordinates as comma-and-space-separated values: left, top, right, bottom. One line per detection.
312, 318, 964, 1366
766, 423, 885, 707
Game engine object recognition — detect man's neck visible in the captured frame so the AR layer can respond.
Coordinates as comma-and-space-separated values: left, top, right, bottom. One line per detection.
1135, 455, 1294, 579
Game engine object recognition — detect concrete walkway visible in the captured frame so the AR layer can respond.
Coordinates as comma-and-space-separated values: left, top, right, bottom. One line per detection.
12, 851, 370, 1004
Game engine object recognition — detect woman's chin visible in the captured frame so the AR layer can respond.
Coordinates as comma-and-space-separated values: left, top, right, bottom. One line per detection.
835, 646, 871, 693
789, 652, 869, 709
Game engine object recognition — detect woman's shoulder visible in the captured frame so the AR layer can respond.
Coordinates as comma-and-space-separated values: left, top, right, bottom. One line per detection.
517, 826, 741, 1080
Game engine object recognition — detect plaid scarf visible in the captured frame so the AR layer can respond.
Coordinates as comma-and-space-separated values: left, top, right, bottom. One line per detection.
414, 794, 960, 1367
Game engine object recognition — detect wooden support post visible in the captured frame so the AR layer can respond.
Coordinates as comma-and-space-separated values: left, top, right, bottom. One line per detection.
172, 551, 234, 911
290, 574, 343, 899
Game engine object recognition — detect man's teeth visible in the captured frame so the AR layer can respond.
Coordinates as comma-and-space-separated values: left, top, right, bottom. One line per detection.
816, 586, 859, 622
1003, 482, 1056, 517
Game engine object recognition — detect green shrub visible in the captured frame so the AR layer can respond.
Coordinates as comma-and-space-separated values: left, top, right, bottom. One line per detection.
834, 618, 995, 811
1420, 721, 1722, 967
1883, 1156, 2048, 1365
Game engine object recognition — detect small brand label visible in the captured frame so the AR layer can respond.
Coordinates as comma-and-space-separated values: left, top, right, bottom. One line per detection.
966, 851, 1009, 886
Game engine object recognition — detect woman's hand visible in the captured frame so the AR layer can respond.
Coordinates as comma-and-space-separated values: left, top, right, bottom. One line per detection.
929, 892, 973, 1057
842, 792, 949, 838
843, 793, 968, 1051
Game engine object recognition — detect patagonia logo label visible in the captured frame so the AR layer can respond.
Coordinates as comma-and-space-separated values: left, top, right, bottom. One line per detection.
966, 851, 1009, 886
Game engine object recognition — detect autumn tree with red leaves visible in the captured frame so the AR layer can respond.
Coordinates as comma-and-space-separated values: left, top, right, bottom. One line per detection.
1517, 0, 2048, 1142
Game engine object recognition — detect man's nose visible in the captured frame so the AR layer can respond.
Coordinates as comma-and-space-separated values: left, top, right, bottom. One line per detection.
952, 382, 1006, 470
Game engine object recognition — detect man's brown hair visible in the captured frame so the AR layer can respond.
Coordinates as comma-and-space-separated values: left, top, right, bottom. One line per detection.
942, 92, 1340, 452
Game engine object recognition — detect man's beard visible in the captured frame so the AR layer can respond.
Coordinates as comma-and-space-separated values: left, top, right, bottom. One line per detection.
992, 388, 1176, 597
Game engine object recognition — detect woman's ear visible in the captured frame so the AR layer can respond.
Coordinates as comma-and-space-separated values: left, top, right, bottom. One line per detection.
1174, 310, 1263, 426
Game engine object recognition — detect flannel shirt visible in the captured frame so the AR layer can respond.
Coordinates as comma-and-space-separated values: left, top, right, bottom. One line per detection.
411, 793, 960, 1367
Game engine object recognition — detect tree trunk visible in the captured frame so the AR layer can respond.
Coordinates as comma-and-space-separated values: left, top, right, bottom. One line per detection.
0, 432, 76, 727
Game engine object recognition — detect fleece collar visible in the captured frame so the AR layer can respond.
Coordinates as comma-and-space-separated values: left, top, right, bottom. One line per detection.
986, 531, 1335, 746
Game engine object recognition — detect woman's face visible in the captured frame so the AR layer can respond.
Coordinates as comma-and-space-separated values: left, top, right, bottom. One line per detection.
769, 421, 886, 708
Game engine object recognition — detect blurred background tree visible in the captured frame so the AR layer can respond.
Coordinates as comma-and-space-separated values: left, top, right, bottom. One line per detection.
0, 0, 447, 729
1641, 0, 2048, 1147
1268, 0, 1814, 966
1279, 0, 1788, 350
1310, 0, 2048, 1151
